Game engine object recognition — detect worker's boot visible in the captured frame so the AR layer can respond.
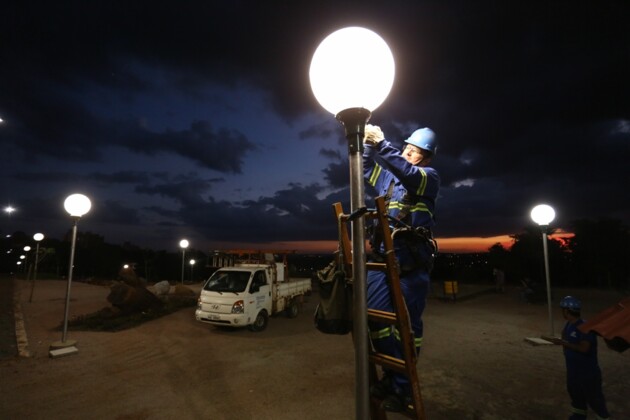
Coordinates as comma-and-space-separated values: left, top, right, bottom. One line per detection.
381, 392, 412, 412
369, 374, 393, 400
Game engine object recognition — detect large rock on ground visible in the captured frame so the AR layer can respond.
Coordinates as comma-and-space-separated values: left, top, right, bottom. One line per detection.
154, 281, 171, 297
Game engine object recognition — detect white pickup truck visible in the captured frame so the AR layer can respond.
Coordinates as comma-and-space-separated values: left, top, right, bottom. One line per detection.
195, 261, 311, 332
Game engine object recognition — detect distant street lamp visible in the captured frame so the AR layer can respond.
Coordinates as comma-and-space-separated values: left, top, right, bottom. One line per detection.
3, 205, 16, 215
189, 259, 196, 282
23, 246, 31, 276
531, 204, 556, 336
50, 193, 91, 357
310, 26, 395, 419
29, 233, 44, 303
179, 239, 189, 284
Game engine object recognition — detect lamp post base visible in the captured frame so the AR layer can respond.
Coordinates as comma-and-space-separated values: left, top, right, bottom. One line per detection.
49, 339, 79, 358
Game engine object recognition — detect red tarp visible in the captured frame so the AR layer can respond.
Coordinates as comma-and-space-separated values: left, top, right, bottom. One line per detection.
579, 297, 630, 353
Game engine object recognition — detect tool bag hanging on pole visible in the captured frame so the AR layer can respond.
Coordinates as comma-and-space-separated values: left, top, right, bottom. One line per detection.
313, 215, 353, 335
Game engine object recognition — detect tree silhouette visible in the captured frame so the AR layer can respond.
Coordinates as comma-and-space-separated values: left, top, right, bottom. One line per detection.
567, 219, 630, 290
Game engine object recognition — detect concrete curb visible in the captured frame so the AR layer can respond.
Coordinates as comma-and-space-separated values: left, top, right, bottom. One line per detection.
13, 281, 31, 358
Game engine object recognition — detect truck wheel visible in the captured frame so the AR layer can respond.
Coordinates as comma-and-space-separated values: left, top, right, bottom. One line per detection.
285, 298, 300, 318
248, 310, 269, 332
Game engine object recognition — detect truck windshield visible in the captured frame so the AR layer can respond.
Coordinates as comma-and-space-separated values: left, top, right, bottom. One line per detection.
203, 271, 251, 293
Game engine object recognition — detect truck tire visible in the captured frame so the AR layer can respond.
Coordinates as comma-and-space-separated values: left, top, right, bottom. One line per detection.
248, 310, 269, 332
285, 298, 300, 318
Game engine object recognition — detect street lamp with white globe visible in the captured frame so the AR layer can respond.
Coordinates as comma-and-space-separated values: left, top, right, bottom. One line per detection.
530, 204, 556, 336
179, 239, 189, 284
22, 246, 31, 275
189, 259, 196, 282
310, 26, 395, 419
29, 233, 45, 303
51, 193, 91, 356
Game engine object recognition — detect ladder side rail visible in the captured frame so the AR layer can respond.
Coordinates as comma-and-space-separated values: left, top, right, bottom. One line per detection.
374, 196, 426, 420
333, 202, 353, 274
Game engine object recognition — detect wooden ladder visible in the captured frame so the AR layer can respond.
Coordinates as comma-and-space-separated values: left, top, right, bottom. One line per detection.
334, 196, 426, 420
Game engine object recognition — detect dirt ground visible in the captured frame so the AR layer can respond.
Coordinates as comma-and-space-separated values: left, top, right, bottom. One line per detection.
1, 278, 629, 420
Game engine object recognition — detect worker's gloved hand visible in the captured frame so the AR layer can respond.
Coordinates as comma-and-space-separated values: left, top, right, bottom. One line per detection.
364, 124, 384, 146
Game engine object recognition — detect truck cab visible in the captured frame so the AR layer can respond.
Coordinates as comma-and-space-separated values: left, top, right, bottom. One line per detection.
196, 265, 273, 331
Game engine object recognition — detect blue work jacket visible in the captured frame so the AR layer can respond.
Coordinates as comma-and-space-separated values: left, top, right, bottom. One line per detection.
363, 140, 440, 229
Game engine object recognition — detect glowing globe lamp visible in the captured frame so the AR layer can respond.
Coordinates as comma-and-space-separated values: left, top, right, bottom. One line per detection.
64, 194, 91, 217
310, 26, 395, 115
531, 204, 555, 226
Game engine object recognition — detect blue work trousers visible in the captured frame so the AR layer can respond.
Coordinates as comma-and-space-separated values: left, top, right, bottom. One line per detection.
566, 368, 610, 419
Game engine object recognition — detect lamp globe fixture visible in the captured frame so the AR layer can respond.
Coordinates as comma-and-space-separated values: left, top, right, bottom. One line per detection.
64, 194, 91, 217
309, 26, 395, 115
531, 204, 555, 226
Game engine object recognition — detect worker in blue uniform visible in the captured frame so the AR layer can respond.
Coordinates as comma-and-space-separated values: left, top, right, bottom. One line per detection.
547, 296, 611, 420
362, 125, 440, 412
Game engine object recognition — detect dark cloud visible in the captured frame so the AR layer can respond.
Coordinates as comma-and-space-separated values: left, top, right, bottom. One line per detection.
121, 120, 256, 173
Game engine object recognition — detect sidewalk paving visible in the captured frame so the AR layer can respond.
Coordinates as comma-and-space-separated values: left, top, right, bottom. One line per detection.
0, 277, 17, 359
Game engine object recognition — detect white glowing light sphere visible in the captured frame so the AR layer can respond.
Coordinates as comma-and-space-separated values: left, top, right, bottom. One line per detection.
531, 204, 555, 226
64, 194, 91, 217
310, 27, 395, 115
23, 246, 31, 252
190, 259, 196, 266
179, 239, 189, 249
33, 233, 44, 241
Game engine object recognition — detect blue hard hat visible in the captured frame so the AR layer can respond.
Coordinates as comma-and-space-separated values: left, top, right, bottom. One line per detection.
405, 128, 437, 155
560, 296, 581, 310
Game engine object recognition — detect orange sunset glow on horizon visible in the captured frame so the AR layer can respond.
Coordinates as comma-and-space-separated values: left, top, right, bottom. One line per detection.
220, 231, 575, 255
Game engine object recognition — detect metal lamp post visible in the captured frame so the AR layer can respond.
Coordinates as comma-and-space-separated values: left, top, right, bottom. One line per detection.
29, 233, 44, 302
50, 193, 91, 357
189, 259, 196, 282
23, 246, 31, 277
179, 239, 189, 284
310, 26, 395, 419
531, 204, 556, 336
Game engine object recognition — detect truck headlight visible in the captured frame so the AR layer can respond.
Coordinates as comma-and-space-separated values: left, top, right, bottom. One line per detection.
197, 298, 202, 310
231, 300, 244, 314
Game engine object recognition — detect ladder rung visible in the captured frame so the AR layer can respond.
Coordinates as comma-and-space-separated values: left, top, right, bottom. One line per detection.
367, 308, 397, 324
343, 262, 387, 272
366, 262, 387, 271
369, 352, 407, 374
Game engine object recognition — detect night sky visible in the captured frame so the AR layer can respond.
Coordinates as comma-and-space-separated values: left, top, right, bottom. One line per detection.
1, 1, 629, 253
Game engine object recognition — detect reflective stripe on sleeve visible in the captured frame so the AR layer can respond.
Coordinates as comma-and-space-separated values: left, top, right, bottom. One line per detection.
368, 164, 382, 187
415, 168, 427, 196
